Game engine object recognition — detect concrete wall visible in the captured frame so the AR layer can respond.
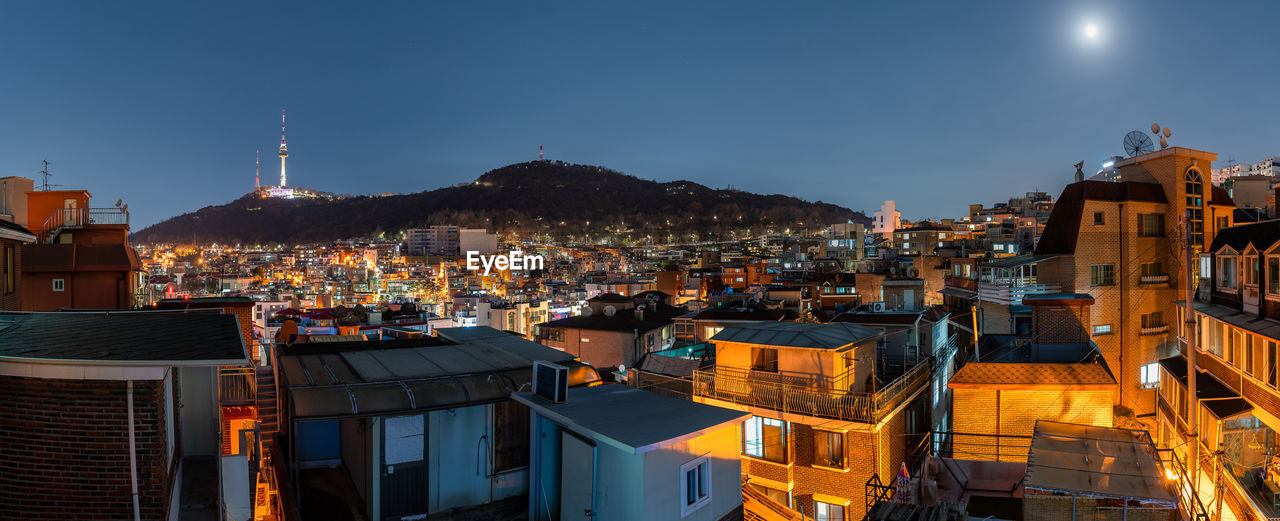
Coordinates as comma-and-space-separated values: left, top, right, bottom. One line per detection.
640, 424, 742, 521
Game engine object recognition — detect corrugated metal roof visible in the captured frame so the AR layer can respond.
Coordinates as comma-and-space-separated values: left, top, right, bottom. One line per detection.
1025, 421, 1176, 504
980, 254, 1058, 269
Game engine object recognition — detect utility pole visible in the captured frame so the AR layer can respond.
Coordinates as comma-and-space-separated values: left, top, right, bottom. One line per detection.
1184, 208, 1200, 494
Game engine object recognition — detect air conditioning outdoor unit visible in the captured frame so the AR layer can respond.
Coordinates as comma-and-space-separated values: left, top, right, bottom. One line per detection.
533, 361, 569, 403
871, 302, 886, 312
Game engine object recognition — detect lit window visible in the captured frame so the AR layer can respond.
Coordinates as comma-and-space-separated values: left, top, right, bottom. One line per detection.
680, 456, 712, 516
813, 429, 844, 469
1140, 363, 1159, 389
816, 501, 845, 521
742, 416, 788, 463
1093, 324, 1112, 335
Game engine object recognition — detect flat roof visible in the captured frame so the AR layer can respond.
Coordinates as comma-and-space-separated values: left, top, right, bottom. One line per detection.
512, 385, 749, 454
710, 322, 882, 350
1025, 421, 1176, 504
949, 362, 1114, 389
0, 311, 247, 366
279, 326, 577, 419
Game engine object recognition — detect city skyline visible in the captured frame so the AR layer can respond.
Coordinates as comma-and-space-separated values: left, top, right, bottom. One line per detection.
2, 1, 1279, 228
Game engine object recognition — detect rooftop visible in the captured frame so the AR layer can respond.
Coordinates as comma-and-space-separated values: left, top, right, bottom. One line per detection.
1024, 421, 1175, 504
710, 321, 882, 350
512, 384, 748, 454
949, 362, 1114, 389
0, 311, 247, 366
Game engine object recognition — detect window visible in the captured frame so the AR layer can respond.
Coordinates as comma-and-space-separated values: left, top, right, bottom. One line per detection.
1094, 212, 1105, 225
1140, 363, 1160, 389
743, 416, 788, 463
1269, 341, 1277, 388
815, 501, 845, 521
813, 429, 844, 469
1270, 258, 1280, 295
1141, 311, 1164, 329
1219, 257, 1237, 289
1217, 216, 1230, 232
1138, 213, 1164, 237
680, 456, 712, 516
3, 245, 12, 294
492, 400, 530, 472
705, 326, 724, 340
52, 278, 65, 292
1247, 335, 1256, 376
750, 484, 789, 507
1093, 324, 1112, 335
1141, 262, 1163, 278
1186, 170, 1204, 245
647, 333, 655, 348
751, 347, 778, 372
1090, 264, 1115, 286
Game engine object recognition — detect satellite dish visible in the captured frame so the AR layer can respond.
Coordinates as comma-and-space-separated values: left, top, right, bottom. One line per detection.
1124, 131, 1155, 157
1151, 123, 1161, 134
1162, 127, 1171, 138
581, 306, 593, 316
1159, 137, 1168, 149
603, 305, 616, 317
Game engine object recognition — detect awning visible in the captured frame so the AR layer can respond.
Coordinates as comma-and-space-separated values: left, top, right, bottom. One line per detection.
290, 369, 524, 420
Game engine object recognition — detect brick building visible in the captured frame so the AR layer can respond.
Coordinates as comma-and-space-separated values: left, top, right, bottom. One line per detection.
692, 321, 943, 519
21, 188, 139, 311
1034, 147, 1236, 422
950, 294, 1115, 461
0, 311, 249, 520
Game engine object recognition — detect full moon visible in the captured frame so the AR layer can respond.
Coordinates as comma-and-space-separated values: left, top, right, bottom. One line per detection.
1084, 23, 1099, 39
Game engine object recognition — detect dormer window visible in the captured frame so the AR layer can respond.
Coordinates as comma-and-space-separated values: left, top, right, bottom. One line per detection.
1219, 256, 1238, 289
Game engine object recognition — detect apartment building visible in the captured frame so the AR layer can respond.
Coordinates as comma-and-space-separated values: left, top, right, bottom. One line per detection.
1033, 147, 1235, 422
22, 188, 140, 310
1156, 218, 1280, 520
693, 321, 945, 519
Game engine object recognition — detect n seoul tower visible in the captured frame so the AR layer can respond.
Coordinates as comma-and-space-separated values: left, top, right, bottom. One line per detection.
278, 109, 288, 187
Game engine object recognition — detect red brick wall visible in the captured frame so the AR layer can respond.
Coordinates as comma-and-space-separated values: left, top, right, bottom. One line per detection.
0, 376, 175, 520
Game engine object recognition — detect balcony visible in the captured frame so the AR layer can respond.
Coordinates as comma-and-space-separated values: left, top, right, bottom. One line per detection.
219, 366, 257, 405
693, 358, 933, 424
1140, 274, 1170, 284
35, 206, 130, 243
943, 275, 978, 293
1140, 324, 1170, 335
977, 277, 1060, 306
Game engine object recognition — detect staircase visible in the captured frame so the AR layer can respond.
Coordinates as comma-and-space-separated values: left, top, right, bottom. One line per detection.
255, 365, 279, 438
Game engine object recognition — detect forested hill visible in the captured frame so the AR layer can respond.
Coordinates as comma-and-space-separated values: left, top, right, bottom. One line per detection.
132, 161, 870, 244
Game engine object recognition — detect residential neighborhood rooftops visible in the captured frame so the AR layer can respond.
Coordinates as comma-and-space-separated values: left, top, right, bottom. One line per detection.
710, 321, 882, 350
512, 384, 749, 454
0, 311, 247, 365
1209, 218, 1280, 253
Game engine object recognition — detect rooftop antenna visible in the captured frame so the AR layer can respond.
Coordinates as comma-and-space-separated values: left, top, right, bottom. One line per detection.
37, 159, 61, 191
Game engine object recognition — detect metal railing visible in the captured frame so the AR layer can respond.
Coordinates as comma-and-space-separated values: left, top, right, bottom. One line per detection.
219, 366, 257, 404
1140, 324, 1171, 335
977, 281, 1061, 305
1141, 274, 1171, 284
693, 358, 933, 424
35, 206, 129, 243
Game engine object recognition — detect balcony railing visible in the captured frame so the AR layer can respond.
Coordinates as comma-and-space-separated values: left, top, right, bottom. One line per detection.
1140, 324, 1170, 336
35, 206, 130, 243
693, 357, 933, 424
943, 275, 978, 293
1140, 274, 1170, 284
977, 280, 1060, 305
219, 366, 257, 405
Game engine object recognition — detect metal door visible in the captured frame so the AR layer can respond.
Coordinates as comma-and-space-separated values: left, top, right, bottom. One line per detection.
560, 432, 596, 520
381, 414, 427, 519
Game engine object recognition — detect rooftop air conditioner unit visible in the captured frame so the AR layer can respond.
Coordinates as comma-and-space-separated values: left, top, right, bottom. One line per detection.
871, 302, 886, 313
533, 361, 569, 403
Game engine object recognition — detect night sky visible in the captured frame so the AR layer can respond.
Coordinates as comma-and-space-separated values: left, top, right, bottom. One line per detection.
2, 1, 1277, 228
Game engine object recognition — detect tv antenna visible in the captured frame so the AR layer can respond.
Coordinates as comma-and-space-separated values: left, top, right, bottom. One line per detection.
1151, 123, 1172, 149
37, 159, 62, 191
1123, 131, 1154, 157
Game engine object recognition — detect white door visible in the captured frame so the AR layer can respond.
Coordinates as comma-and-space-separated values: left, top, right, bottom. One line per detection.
560, 432, 596, 520
62, 199, 77, 226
